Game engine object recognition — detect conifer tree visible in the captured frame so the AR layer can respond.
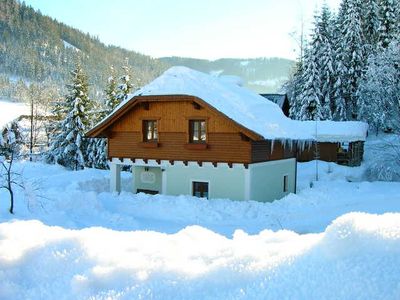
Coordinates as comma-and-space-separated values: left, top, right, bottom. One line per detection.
361, 0, 380, 50
298, 47, 323, 120
47, 63, 92, 170
116, 58, 133, 103
316, 4, 335, 119
377, 0, 398, 48
105, 65, 118, 112
85, 65, 120, 170
358, 39, 400, 132
337, 0, 365, 119
287, 62, 304, 120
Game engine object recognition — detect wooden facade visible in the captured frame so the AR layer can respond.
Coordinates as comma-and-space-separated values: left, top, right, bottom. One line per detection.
297, 141, 365, 166
87, 95, 296, 164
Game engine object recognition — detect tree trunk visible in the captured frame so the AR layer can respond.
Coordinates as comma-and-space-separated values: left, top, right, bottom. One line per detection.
7, 187, 14, 214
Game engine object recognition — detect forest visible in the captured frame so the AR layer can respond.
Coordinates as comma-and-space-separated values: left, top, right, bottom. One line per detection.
287, 0, 400, 134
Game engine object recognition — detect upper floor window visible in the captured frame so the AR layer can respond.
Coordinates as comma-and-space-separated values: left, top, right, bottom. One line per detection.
189, 120, 206, 143
143, 120, 158, 142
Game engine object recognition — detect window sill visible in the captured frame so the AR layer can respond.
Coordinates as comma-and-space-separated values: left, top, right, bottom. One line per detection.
185, 143, 208, 150
140, 142, 159, 148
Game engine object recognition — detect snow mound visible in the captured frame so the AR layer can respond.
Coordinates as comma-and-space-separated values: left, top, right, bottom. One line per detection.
0, 213, 399, 299
101, 67, 368, 142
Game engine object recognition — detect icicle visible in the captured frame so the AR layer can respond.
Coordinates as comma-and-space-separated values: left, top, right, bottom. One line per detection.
270, 139, 275, 155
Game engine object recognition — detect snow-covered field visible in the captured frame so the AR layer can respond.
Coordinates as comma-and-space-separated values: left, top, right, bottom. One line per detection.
0, 147, 400, 299
0, 99, 29, 128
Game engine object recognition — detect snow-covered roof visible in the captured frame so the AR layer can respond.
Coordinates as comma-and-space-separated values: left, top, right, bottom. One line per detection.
98, 67, 368, 142
260, 94, 287, 108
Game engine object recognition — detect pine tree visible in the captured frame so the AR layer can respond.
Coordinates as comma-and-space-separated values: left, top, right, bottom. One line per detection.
358, 39, 400, 132
361, 0, 380, 49
337, 0, 366, 119
105, 65, 119, 112
85, 65, 120, 170
287, 62, 304, 120
298, 47, 323, 121
116, 58, 133, 103
377, 0, 398, 48
316, 4, 335, 120
47, 63, 92, 170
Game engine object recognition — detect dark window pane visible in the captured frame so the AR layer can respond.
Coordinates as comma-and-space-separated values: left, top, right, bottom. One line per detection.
193, 181, 209, 199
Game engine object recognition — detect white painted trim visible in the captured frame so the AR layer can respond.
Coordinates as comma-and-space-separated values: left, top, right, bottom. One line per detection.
190, 179, 211, 199
161, 168, 167, 195
109, 162, 121, 193
131, 167, 137, 193
111, 158, 250, 169
244, 167, 250, 201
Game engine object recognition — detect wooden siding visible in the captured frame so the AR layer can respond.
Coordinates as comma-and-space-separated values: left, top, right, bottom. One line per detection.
108, 97, 253, 163
251, 140, 295, 163
297, 141, 364, 166
109, 131, 251, 163
297, 142, 338, 162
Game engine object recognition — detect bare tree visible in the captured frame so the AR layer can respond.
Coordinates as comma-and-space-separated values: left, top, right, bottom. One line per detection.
0, 123, 24, 214
0, 151, 23, 214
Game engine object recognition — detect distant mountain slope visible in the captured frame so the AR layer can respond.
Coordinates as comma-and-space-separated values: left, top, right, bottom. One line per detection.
0, 0, 167, 92
160, 57, 295, 93
0, 0, 294, 97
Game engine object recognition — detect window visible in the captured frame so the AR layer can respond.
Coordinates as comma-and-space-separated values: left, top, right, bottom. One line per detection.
192, 181, 209, 199
283, 175, 288, 192
189, 120, 206, 143
143, 120, 158, 142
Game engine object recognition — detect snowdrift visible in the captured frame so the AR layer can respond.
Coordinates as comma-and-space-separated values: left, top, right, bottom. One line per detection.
0, 213, 399, 300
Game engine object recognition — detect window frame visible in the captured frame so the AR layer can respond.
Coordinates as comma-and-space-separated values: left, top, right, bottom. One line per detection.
189, 119, 207, 144
283, 174, 289, 192
191, 180, 209, 199
142, 119, 158, 142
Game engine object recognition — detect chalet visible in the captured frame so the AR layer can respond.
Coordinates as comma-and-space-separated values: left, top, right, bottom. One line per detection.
87, 67, 368, 202
260, 94, 290, 117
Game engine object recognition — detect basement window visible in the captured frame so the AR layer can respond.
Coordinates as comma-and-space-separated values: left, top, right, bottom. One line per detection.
143, 120, 158, 142
192, 181, 209, 199
189, 120, 206, 143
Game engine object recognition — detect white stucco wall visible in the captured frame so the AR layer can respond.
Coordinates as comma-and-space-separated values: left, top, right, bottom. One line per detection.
133, 166, 162, 194
164, 162, 247, 201
116, 158, 297, 202
249, 158, 296, 202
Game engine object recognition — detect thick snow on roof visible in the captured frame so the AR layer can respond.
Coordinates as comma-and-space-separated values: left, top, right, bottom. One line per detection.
108, 67, 368, 142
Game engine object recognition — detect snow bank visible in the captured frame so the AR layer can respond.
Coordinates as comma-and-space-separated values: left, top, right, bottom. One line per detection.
0, 100, 29, 129
98, 67, 368, 142
0, 213, 399, 299
1, 160, 400, 235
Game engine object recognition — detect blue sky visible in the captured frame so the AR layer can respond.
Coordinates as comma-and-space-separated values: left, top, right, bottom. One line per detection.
24, 0, 340, 60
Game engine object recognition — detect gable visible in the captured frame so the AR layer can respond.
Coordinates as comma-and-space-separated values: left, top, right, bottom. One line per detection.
87, 95, 263, 141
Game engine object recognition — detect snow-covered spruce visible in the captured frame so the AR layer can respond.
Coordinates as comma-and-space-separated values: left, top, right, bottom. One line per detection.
46, 63, 92, 170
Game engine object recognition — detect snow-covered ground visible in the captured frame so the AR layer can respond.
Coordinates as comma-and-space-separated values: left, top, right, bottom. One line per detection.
0, 139, 399, 299
0, 99, 29, 128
